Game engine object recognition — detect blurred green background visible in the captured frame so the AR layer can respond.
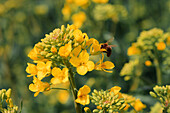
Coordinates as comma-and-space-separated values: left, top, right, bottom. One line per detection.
0, 0, 170, 113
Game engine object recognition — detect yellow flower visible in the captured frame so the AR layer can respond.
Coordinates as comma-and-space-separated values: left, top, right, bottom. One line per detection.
72, 12, 86, 28
73, 29, 84, 42
157, 42, 166, 50
133, 99, 146, 111
110, 86, 123, 99
75, 85, 91, 105
59, 43, 72, 57
110, 86, 121, 95
29, 76, 50, 97
26, 63, 37, 77
51, 67, 69, 84
127, 43, 141, 56
28, 43, 44, 61
145, 60, 152, 66
92, 0, 108, 3
89, 38, 102, 55
69, 50, 94, 75
74, 0, 89, 7
95, 53, 115, 73
67, 24, 78, 30
36, 61, 52, 80
62, 4, 71, 21
50, 46, 57, 53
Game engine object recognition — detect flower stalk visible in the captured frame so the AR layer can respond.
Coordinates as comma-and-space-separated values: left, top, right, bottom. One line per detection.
153, 58, 162, 85
65, 61, 82, 113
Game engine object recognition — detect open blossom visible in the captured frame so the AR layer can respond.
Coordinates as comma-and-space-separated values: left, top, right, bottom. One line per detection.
95, 53, 115, 73
26, 61, 51, 80
72, 12, 86, 28
59, 43, 72, 57
89, 38, 101, 55
69, 50, 94, 75
51, 67, 69, 84
36, 61, 52, 80
73, 29, 85, 42
133, 99, 146, 111
75, 85, 91, 105
26, 63, 37, 76
28, 43, 45, 61
110, 86, 123, 98
29, 76, 50, 97
127, 43, 141, 56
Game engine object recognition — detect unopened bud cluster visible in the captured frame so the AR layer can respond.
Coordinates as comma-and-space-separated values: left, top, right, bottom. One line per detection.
32, 25, 78, 63
150, 85, 170, 112
91, 89, 125, 113
0, 88, 18, 113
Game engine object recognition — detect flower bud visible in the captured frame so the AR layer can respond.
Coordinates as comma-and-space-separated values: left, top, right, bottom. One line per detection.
6, 88, 11, 98
150, 91, 157, 98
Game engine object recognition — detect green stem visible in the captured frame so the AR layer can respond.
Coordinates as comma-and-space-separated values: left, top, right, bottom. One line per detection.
50, 88, 69, 90
64, 61, 82, 113
154, 57, 162, 85
130, 77, 140, 91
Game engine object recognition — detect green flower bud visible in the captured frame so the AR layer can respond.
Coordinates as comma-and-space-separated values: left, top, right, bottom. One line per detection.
46, 53, 53, 58
40, 51, 47, 56
93, 109, 99, 113
150, 91, 157, 98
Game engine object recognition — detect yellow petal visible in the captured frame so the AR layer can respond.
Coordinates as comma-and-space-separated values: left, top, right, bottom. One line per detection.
87, 61, 94, 71
77, 66, 88, 75
26, 63, 37, 75
37, 70, 46, 80
29, 84, 38, 92
34, 91, 40, 97
51, 77, 61, 84
71, 45, 81, 57
37, 61, 45, 70
110, 86, 121, 94
69, 56, 81, 67
78, 85, 91, 96
79, 50, 89, 63
52, 67, 62, 77
103, 61, 115, 69
73, 29, 84, 42
46, 61, 52, 70
59, 44, 72, 57
75, 95, 90, 105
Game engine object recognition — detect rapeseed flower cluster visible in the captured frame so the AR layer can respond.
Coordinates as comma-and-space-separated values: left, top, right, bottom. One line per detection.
150, 85, 170, 112
0, 88, 19, 113
90, 86, 126, 112
121, 28, 170, 83
26, 24, 115, 96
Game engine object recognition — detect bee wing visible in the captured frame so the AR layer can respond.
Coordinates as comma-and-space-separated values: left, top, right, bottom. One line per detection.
106, 37, 115, 44
109, 45, 117, 47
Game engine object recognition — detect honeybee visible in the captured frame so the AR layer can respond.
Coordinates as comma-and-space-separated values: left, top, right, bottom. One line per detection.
100, 38, 116, 57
